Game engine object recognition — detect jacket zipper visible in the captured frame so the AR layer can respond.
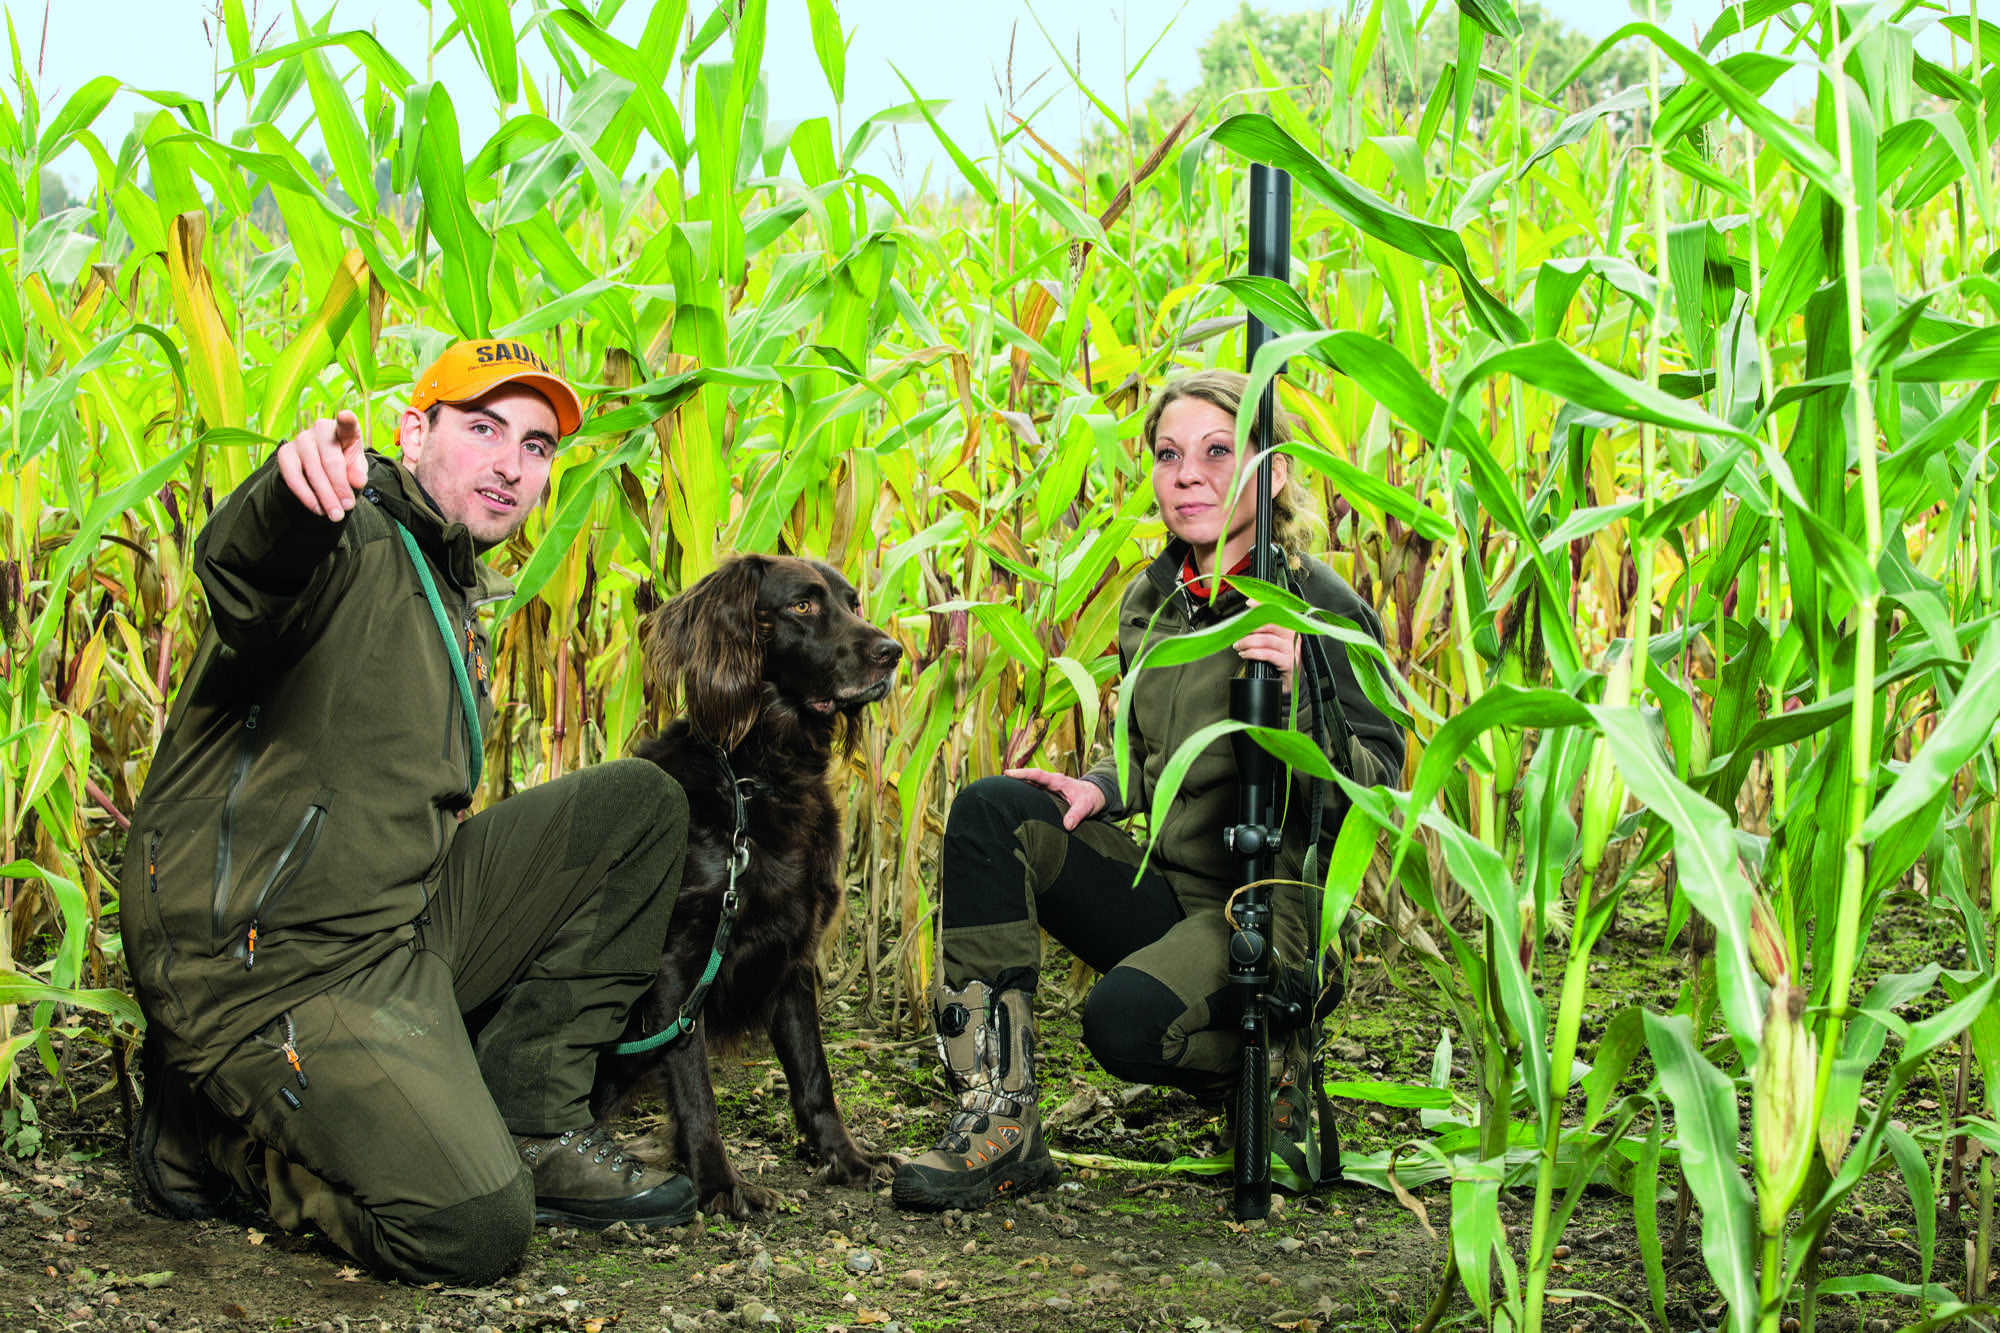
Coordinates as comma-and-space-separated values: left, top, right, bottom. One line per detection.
462, 605, 489, 700
239, 800, 329, 969
211, 704, 261, 939
145, 831, 187, 1015
259, 1011, 310, 1108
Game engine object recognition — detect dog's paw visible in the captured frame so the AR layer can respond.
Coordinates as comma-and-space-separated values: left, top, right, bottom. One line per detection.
814, 1148, 906, 1189
700, 1179, 785, 1219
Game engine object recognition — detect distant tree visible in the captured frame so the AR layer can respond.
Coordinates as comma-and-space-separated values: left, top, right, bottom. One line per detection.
37, 169, 75, 218
1080, 2, 1644, 178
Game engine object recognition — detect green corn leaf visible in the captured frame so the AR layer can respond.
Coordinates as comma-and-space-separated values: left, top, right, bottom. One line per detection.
1861, 623, 2000, 839
293, 2, 376, 217
1634, 1108, 1668, 1324
1883, 1125, 1937, 1296
1450, 1163, 1504, 1321
1643, 1012, 1758, 1333
1813, 1276, 1965, 1304
1320, 1081, 1453, 1109
806, 0, 845, 103
1581, 1005, 1648, 1133
1520, 84, 1649, 178
544, 9, 690, 167
1210, 113, 1525, 343
1007, 166, 1108, 245
1278, 438, 1454, 541
1408, 685, 1592, 827
36, 74, 118, 161
1896, 326, 2000, 382
219, 27, 415, 90
1440, 338, 1748, 455
0, 973, 143, 1031
446, 0, 519, 105
684, 0, 734, 67
969, 601, 1044, 670
1596, 706, 1763, 1065
501, 433, 653, 617
1581, 21, 1843, 201
415, 83, 492, 338
886, 66, 997, 205
1452, 17, 1480, 148
1422, 809, 1549, 1122
30, 444, 192, 654
1455, 0, 1522, 41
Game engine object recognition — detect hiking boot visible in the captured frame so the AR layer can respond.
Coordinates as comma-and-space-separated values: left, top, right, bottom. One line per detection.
130, 1039, 234, 1221
516, 1127, 697, 1230
892, 977, 1060, 1211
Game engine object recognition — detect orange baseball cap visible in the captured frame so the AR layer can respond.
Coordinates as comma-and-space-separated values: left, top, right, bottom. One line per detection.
409, 339, 585, 438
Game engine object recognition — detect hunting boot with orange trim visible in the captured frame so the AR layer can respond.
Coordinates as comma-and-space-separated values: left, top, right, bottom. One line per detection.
892, 977, 1060, 1210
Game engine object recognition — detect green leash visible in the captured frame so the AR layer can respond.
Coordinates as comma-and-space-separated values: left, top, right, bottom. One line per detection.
610, 731, 749, 1056
390, 519, 484, 794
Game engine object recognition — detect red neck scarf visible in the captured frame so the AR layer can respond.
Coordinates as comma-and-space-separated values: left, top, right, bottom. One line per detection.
1180, 549, 1254, 602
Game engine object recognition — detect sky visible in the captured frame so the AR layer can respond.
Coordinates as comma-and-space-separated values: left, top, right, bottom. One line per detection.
25, 0, 1783, 196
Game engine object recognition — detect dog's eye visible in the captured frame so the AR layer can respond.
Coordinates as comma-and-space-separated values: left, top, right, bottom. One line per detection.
790, 598, 816, 615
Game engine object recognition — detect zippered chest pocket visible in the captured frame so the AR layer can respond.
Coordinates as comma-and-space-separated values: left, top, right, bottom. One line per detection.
234, 786, 336, 970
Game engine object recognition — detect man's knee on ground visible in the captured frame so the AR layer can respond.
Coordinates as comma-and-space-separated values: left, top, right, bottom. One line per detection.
375, 1171, 535, 1286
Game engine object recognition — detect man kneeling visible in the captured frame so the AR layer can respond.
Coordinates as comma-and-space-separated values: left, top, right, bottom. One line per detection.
122, 341, 694, 1284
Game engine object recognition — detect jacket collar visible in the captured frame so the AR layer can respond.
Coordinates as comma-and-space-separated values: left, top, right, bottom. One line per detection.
1144, 538, 1293, 623
362, 454, 495, 594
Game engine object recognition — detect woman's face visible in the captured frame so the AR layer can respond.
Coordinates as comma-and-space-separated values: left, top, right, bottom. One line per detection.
1149, 394, 1287, 561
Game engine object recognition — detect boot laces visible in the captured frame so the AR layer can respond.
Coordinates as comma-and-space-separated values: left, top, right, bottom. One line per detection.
557, 1127, 640, 1178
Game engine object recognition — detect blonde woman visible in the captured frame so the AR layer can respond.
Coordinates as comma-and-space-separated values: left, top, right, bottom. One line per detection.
893, 370, 1405, 1211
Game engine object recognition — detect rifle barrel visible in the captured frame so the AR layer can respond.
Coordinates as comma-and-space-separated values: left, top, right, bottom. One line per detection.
1230, 161, 1292, 1222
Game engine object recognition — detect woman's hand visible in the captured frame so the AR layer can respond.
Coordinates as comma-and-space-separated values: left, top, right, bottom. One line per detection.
1003, 766, 1106, 831
1233, 621, 1301, 694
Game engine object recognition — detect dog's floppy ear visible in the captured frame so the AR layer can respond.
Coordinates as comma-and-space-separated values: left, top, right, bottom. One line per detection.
649, 557, 766, 749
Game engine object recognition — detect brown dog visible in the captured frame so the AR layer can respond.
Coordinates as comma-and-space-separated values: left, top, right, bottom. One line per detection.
592, 555, 904, 1217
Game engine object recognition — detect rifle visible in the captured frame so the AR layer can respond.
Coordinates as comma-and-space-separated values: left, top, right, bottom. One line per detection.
1225, 161, 1292, 1222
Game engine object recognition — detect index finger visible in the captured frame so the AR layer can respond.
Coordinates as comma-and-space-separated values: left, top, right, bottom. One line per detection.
331, 409, 363, 453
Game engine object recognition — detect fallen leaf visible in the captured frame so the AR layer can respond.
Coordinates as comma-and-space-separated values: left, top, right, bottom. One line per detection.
1384, 1153, 1436, 1240
134, 1272, 174, 1289
246, 1230, 266, 1246
222, 1303, 248, 1320
335, 1266, 364, 1282
856, 1311, 890, 1325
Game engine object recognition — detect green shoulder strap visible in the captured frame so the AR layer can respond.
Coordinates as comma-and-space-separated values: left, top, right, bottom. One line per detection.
391, 521, 483, 793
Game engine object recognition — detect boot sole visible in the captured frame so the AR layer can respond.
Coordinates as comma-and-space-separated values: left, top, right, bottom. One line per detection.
534, 1196, 698, 1230
890, 1153, 1062, 1212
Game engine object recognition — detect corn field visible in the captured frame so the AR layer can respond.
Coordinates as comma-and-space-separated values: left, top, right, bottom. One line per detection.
0, 0, 1998, 1327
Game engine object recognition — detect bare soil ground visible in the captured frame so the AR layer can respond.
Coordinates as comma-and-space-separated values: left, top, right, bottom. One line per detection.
0, 892, 1958, 1333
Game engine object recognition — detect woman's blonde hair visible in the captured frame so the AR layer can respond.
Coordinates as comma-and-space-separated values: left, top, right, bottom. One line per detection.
1141, 369, 1325, 554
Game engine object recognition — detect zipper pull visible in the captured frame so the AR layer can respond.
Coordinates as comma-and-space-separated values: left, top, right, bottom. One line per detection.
281, 1038, 309, 1090
244, 920, 260, 970
245, 704, 261, 732
465, 613, 489, 697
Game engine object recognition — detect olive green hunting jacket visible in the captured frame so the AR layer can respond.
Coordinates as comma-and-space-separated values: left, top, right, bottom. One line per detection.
1082, 540, 1406, 957
119, 454, 507, 1079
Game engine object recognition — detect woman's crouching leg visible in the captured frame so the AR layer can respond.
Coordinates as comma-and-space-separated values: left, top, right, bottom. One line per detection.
1080, 911, 1238, 1094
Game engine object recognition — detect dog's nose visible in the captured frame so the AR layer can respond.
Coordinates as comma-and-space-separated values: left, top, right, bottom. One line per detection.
869, 637, 903, 669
